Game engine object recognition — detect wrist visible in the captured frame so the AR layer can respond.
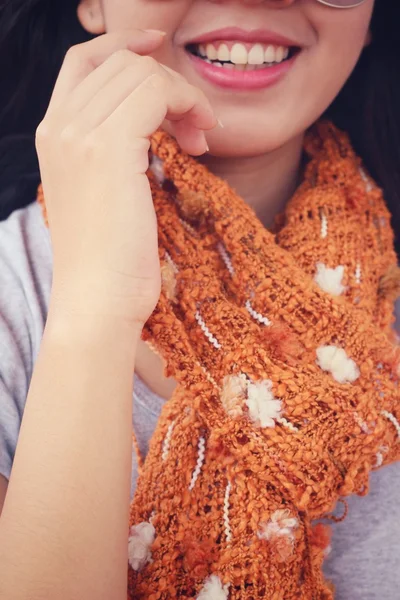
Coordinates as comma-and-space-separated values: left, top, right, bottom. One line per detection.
46, 294, 145, 348
48, 279, 150, 331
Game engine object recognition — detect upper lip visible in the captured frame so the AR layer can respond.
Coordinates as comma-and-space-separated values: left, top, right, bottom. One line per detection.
186, 27, 302, 48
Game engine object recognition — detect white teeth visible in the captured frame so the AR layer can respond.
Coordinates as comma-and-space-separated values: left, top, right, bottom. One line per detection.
196, 41, 291, 67
206, 43, 218, 60
264, 45, 276, 63
248, 44, 265, 65
230, 43, 248, 65
217, 43, 230, 62
275, 46, 285, 63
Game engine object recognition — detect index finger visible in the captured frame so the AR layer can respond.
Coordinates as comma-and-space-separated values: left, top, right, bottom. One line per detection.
50, 29, 166, 107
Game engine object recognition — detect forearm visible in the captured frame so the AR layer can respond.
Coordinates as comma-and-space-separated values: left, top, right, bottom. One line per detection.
0, 304, 141, 600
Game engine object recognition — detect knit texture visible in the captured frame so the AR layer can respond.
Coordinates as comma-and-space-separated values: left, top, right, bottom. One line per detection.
37, 122, 400, 599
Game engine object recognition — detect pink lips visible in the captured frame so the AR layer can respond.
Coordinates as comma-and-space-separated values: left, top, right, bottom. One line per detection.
185, 27, 300, 92
187, 27, 300, 48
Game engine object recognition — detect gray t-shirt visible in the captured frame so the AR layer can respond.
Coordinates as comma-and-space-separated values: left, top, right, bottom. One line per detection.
0, 201, 399, 599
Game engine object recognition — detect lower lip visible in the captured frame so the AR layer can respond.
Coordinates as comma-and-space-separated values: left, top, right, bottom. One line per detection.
187, 51, 297, 91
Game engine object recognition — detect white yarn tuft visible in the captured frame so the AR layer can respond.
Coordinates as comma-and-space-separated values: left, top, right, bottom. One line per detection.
258, 509, 299, 542
195, 310, 222, 349
221, 374, 247, 418
197, 575, 229, 600
314, 263, 346, 296
189, 436, 206, 491
128, 522, 156, 572
246, 379, 282, 428
316, 345, 360, 384
316, 346, 360, 383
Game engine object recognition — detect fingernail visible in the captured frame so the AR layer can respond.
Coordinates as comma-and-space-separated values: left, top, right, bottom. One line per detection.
217, 118, 224, 128
143, 29, 167, 36
205, 143, 210, 152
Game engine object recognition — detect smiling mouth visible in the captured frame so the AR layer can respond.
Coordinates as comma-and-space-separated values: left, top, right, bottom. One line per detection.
186, 41, 299, 72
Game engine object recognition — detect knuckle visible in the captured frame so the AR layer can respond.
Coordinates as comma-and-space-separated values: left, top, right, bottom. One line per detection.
64, 44, 82, 65
81, 133, 106, 156
111, 48, 136, 65
64, 41, 99, 71
161, 63, 185, 81
59, 124, 80, 146
145, 72, 166, 90
35, 120, 51, 148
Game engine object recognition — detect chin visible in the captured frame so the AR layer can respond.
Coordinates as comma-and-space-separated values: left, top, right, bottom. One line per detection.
204, 124, 294, 158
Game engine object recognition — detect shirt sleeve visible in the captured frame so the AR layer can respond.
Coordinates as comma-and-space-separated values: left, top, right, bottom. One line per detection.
0, 201, 52, 481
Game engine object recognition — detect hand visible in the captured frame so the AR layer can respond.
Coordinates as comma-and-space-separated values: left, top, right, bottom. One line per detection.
36, 29, 217, 325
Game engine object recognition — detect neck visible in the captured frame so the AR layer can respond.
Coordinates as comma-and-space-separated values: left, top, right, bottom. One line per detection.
200, 134, 305, 230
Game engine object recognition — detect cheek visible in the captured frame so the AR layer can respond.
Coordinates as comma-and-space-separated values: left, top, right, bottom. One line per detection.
101, 0, 187, 34
310, 7, 373, 92
291, 9, 372, 122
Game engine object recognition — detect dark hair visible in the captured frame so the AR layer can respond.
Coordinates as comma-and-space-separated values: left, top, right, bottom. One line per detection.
0, 0, 92, 218
1, 1, 400, 252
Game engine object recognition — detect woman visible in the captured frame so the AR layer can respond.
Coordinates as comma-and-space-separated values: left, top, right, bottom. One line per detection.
0, 0, 399, 598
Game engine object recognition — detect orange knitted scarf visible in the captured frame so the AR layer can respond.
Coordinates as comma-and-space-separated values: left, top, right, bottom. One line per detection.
37, 122, 400, 599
